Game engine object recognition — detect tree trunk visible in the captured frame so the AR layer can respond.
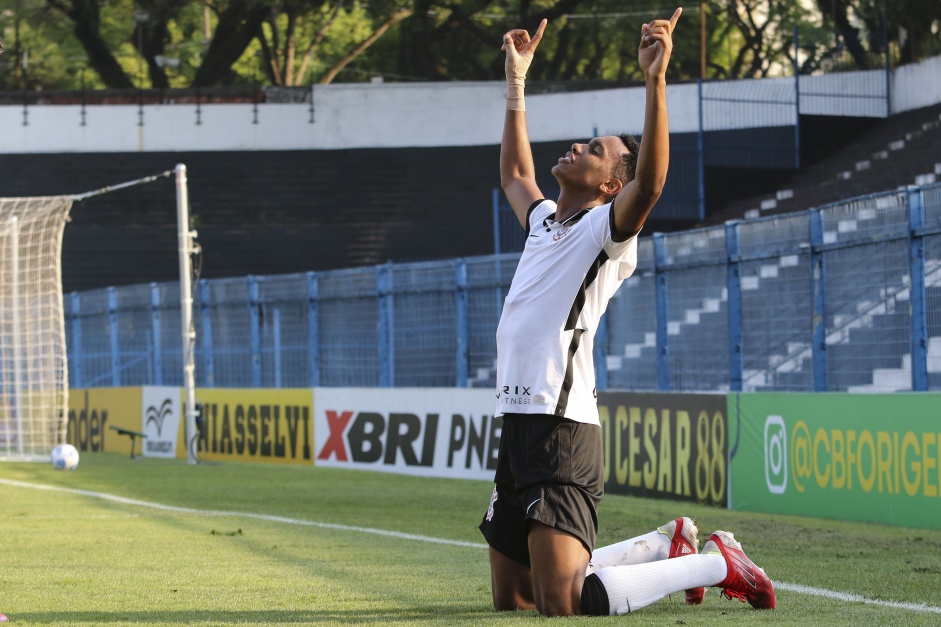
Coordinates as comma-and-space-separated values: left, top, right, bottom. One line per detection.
819, 0, 870, 69
144, 21, 171, 89
397, 0, 439, 80
294, 1, 344, 85
258, 20, 285, 85
193, 2, 270, 87
319, 9, 412, 84
49, 0, 134, 88
284, 13, 298, 85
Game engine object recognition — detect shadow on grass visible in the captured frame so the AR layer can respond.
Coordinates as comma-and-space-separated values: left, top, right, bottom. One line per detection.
11, 608, 503, 624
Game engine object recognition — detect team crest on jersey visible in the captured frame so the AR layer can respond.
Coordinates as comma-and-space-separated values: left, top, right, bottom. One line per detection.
552, 226, 572, 242
486, 487, 499, 521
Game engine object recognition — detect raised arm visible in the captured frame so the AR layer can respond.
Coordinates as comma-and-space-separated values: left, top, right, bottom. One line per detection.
500, 20, 547, 227
611, 8, 682, 238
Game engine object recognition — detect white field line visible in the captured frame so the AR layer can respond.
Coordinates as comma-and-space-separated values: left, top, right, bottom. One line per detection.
4, 478, 941, 615
775, 582, 941, 614
0, 478, 485, 549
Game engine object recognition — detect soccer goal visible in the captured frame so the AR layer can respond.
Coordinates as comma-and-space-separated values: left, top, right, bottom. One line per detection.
0, 196, 73, 460
0, 165, 199, 463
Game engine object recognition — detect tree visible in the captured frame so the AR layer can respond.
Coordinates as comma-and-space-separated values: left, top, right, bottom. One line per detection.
317, 4, 412, 84
31, 0, 413, 89
3, 0, 938, 91
45, 0, 137, 87
820, 0, 941, 67
254, 0, 412, 87
192, 0, 271, 86
698, 0, 818, 78
0, 0, 108, 89
390, 0, 768, 83
395, 0, 679, 82
134, 0, 192, 88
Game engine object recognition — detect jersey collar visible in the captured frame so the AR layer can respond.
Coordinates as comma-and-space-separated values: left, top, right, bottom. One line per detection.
543, 208, 590, 229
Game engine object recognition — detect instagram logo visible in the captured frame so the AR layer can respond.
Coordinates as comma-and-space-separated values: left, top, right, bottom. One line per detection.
764, 415, 787, 494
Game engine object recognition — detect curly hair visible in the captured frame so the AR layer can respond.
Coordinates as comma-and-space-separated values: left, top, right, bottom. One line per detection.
612, 133, 639, 186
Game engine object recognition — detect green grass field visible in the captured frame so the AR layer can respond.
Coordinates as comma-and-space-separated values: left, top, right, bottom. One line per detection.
2, 452, 940, 626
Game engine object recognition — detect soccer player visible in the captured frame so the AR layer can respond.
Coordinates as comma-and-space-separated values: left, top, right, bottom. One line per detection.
478, 9, 776, 616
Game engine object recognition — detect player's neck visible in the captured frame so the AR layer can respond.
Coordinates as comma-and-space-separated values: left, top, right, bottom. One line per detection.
554, 189, 607, 223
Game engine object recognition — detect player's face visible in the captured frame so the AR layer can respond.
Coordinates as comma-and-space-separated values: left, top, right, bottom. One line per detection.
551, 136, 624, 192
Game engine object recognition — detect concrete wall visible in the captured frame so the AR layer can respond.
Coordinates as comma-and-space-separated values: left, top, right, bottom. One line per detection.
0, 82, 698, 153
0, 55, 937, 154
891, 54, 941, 115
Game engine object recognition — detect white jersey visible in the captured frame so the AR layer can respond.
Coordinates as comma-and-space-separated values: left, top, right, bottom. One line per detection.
495, 199, 638, 425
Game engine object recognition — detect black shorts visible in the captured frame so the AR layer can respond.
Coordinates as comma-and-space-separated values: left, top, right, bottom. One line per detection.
479, 414, 604, 567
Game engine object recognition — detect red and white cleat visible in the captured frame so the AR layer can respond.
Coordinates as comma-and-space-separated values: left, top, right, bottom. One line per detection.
702, 530, 776, 610
658, 517, 706, 605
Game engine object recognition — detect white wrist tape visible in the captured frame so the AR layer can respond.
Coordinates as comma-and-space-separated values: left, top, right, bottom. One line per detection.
506, 77, 525, 111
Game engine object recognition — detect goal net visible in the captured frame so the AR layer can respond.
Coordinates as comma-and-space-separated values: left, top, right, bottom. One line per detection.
0, 196, 73, 460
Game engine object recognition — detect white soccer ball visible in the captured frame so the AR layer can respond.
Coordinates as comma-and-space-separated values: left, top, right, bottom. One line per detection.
50, 444, 80, 471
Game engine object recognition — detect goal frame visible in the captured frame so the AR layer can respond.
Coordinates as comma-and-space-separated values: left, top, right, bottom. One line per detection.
0, 165, 198, 463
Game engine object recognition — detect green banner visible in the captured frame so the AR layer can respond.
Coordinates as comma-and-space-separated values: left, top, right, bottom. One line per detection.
599, 392, 728, 507
729, 393, 941, 529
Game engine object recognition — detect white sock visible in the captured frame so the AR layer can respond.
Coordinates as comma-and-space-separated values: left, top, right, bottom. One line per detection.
586, 529, 671, 574
592, 554, 728, 615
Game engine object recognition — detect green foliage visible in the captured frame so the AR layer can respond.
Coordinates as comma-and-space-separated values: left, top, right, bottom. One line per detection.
0, 0, 82, 89
313, 3, 382, 81
2, 453, 941, 626
797, 0, 939, 72
0, 0, 938, 90
159, 3, 216, 88
245, 2, 380, 85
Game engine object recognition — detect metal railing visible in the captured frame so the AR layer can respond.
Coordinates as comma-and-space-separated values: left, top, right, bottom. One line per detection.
65, 182, 941, 393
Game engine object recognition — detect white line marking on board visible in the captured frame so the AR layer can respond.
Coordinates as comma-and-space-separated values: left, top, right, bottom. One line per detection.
4, 478, 941, 615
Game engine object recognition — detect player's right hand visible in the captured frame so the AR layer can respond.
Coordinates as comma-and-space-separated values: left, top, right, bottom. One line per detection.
502, 19, 547, 81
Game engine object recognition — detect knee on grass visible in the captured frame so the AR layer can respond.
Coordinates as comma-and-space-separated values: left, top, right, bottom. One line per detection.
532, 586, 585, 617
492, 589, 535, 612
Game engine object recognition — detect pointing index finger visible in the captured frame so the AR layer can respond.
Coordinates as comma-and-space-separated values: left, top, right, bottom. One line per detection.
669, 7, 682, 29
530, 19, 548, 50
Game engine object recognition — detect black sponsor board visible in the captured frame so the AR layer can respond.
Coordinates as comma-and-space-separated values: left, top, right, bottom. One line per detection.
598, 392, 728, 507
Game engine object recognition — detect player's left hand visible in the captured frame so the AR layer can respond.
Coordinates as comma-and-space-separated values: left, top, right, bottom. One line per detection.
638, 7, 681, 79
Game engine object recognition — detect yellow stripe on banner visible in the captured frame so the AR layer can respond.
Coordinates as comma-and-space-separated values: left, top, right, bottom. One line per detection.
188, 388, 314, 465
67, 388, 143, 457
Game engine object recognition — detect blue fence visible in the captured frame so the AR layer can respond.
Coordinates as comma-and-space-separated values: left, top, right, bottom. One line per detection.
66, 183, 941, 393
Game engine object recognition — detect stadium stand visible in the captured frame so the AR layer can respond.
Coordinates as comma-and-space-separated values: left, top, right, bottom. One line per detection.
1, 96, 935, 294
705, 101, 941, 225
550, 182, 941, 393
4, 59, 940, 393
0, 142, 587, 292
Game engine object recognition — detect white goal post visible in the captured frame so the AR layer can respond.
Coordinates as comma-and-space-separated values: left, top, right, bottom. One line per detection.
0, 165, 198, 463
